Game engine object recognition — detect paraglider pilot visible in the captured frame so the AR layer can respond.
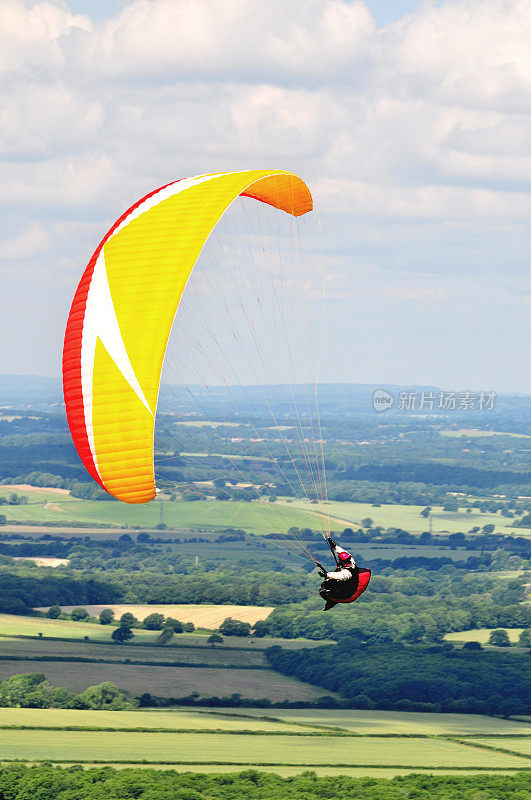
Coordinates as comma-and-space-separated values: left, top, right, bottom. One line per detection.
317, 540, 371, 611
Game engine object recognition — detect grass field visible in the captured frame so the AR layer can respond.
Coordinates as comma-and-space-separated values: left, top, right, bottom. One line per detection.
0, 729, 527, 769
2, 497, 323, 535
0, 613, 161, 643
0, 707, 313, 732
34, 604, 274, 628
0, 486, 77, 503
0, 613, 329, 650
3, 491, 522, 538
0, 636, 269, 666
219, 708, 531, 735
466, 738, 531, 756
445, 628, 524, 645
0, 708, 528, 775
284, 500, 519, 536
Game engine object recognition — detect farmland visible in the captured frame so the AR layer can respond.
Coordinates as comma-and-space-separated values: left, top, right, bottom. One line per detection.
445, 628, 524, 644
1, 488, 522, 539
0, 659, 323, 700
34, 604, 274, 628
0, 613, 331, 650
0, 610, 332, 702
0, 707, 529, 775
1, 496, 323, 535
283, 499, 521, 536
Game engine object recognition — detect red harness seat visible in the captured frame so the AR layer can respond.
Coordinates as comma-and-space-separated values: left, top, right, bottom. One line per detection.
335, 568, 371, 604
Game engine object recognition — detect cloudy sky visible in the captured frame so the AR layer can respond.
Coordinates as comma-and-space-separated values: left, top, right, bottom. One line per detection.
1, 0, 530, 392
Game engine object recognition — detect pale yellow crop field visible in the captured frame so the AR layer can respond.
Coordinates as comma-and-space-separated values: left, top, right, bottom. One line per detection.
36, 604, 274, 627
445, 628, 524, 644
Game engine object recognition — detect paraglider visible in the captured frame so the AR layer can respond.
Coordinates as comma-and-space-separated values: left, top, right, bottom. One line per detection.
317, 539, 371, 611
63, 167, 371, 609
62, 170, 312, 504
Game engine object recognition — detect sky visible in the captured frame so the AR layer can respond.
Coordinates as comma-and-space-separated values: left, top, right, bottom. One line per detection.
0, 0, 530, 392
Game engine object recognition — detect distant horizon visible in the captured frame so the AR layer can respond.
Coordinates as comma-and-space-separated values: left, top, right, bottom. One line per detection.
0, 372, 528, 399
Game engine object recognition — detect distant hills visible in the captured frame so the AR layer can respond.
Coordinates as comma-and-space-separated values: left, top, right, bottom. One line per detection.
0, 374, 528, 419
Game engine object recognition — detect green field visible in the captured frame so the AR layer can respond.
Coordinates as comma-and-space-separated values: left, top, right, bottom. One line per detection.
218, 708, 531, 735
2, 497, 324, 535
0, 708, 529, 775
445, 628, 524, 645
0, 707, 313, 732
2, 489, 521, 538
0, 613, 329, 650
0, 486, 78, 504
0, 636, 269, 666
466, 738, 531, 756
0, 613, 161, 643
0, 729, 527, 769
285, 500, 519, 536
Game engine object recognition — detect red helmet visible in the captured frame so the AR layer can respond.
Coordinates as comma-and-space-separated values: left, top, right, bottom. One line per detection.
338, 551, 352, 563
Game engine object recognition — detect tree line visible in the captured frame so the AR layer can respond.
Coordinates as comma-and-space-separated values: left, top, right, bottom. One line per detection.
266, 638, 531, 717
0, 765, 528, 800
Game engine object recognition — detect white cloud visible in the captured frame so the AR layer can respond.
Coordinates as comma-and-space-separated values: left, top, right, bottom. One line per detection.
0, 0, 90, 74
0, 0, 530, 386
0, 222, 51, 259
66, 0, 375, 80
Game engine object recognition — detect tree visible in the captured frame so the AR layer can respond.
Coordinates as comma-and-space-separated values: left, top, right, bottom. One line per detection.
518, 629, 531, 648
118, 533, 132, 543
143, 613, 165, 630
420, 507, 431, 518
163, 618, 183, 633
253, 620, 270, 638
137, 532, 151, 542
111, 625, 134, 643
99, 609, 114, 625
119, 612, 138, 629
183, 622, 195, 632
219, 618, 251, 637
46, 605, 61, 619
0, 515, 6, 526
70, 608, 88, 621
0, 673, 47, 706
489, 629, 511, 647
462, 641, 482, 651
74, 682, 137, 710
482, 524, 495, 534
155, 628, 174, 645
361, 518, 373, 528
207, 633, 223, 647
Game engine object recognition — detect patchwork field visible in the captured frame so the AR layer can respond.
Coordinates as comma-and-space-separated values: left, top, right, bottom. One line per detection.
1, 730, 527, 768
0, 708, 529, 775
1, 491, 521, 539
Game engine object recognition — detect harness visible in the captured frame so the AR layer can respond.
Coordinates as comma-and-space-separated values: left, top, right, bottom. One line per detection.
333, 568, 371, 603
320, 566, 371, 604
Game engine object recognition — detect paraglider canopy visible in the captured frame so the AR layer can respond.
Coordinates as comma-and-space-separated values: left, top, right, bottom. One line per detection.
63, 170, 313, 504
